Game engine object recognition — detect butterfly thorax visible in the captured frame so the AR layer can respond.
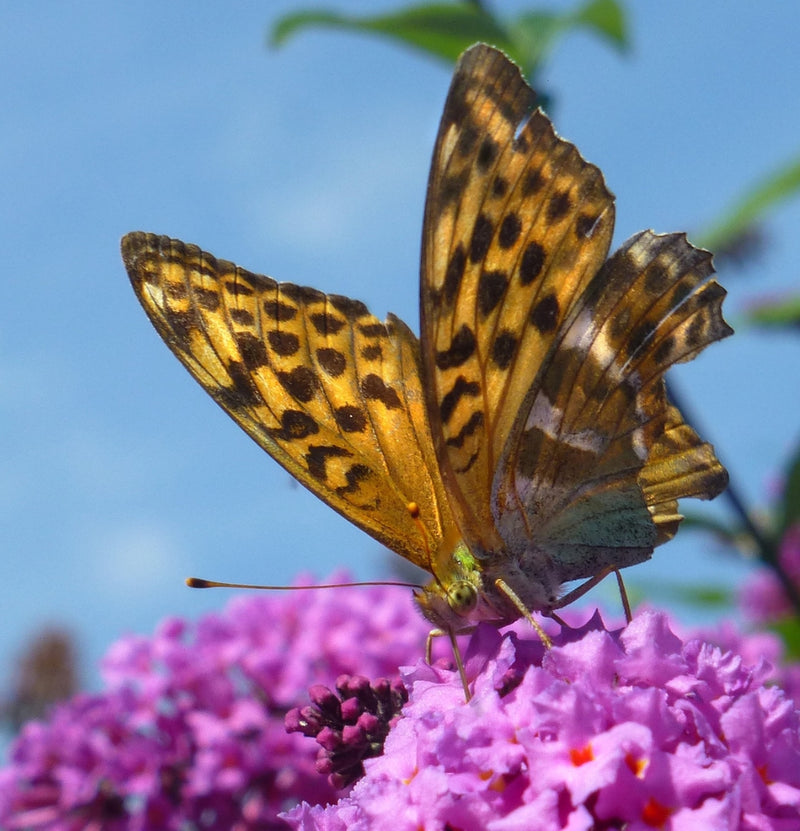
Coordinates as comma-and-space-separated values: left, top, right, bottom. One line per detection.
414, 539, 562, 633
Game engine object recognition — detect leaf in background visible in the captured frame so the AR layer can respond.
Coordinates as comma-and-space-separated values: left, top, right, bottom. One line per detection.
628, 580, 734, 610
269, 3, 515, 65
769, 616, 800, 661
746, 293, 800, 329
680, 512, 746, 548
697, 152, 800, 255
514, 0, 628, 80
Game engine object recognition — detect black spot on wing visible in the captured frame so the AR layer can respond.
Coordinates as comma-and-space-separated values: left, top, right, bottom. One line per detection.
491, 330, 518, 369
478, 270, 508, 317
470, 214, 494, 264
360, 344, 382, 361
223, 361, 262, 410
330, 295, 369, 320
336, 463, 374, 499
575, 213, 601, 240
268, 330, 300, 356
547, 190, 572, 223
358, 323, 386, 338
264, 299, 297, 322
236, 333, 269, 369
281, 283, 324, 304
443, 244, 467, 305
445, 411, 484, 449
225, 280, 254, 298
476, 136, 499, 171
310, 312, 345, 336
276, 366, 319, 403
269, 409, 319, 441
519, 242, 546, 286
522, 170, 544, 197
498, 214, 521, 249
229, 308, 254, 326
195, 287, 220, 311
440, 170, 470, 207
306, 445, 351, 481
316, 348, 346, 377
439, 376, 480, 424
627, 321, 656, 357
360, 374, 402, 410
530, 293, 559, 334
492, 176, 508, 197
435, 325, 476, 370
334, 405, 368, 433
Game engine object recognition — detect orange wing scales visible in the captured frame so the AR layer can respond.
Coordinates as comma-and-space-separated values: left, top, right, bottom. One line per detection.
122, 233, 455, 569
421, 45, 616, 551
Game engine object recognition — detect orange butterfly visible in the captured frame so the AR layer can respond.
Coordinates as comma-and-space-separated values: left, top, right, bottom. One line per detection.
123, 44, 731, 697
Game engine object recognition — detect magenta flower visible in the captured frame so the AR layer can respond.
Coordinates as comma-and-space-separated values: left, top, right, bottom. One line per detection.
739, 522, 800, 624
2, 574, 799, 830
0, 574, 431, 830
286, 675, 408, 789
286, 612, 800, 830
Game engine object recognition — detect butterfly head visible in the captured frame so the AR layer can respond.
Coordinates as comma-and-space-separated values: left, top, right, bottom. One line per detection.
414, 540, 501, 632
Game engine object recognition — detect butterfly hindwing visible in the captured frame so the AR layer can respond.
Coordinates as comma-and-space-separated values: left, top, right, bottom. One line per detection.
122, 233, 454, 569
495, 229, 731, 579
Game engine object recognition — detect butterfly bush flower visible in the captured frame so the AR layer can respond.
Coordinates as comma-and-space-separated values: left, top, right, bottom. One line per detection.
3, 580, 799, 830
286, 675, 409, 789
739, 521, 800, 624
287, 611, 800, 831
0, 573, 432, 830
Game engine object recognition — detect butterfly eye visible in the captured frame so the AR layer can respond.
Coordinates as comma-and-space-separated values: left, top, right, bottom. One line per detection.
447, 581, 478, 616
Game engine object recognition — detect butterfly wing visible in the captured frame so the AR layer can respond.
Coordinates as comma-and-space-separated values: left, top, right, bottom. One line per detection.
420, 44, 616, 554
496, 230, 731, 579
122, 233, 454, 570
420, 44, 730, 584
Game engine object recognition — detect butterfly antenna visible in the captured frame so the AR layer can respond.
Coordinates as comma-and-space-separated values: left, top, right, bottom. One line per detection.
186, 577, 422, 591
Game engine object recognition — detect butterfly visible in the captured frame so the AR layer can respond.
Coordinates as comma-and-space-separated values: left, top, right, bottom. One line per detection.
122, 43, 731, 697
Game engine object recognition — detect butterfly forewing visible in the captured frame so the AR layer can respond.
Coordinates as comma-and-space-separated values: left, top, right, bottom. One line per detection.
122, 233, 454, 569
420, 45, 616, 555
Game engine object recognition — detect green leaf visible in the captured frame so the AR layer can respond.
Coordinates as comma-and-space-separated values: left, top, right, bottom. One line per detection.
270, 4, 515, 65
629, 579, 734, 609
698, 152, 800, 254
768, 615, 800, 661
513, 0, 628, 79
571, 0, 628, 49
746, 294, 800, 329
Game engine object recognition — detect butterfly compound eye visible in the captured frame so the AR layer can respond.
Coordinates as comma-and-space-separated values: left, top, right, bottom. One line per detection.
447, 581, 478, 616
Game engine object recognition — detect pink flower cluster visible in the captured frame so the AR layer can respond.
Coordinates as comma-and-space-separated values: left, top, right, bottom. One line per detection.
739, 522, 800, 624
288, 612, 800, 830
1, 574, 799, 830
0, 574, 432, 830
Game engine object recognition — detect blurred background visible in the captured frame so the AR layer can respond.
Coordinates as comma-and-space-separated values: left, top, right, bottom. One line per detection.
2, 1, 799, 710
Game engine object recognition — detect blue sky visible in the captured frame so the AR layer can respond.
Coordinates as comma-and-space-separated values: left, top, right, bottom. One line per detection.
2, 2, 799, 693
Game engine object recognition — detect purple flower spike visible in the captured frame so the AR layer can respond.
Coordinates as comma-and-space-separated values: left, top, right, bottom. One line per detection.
286, 675, 409, 790
285, 611, 800, 830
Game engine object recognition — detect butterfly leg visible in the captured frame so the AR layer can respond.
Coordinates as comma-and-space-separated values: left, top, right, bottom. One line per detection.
551, 564, 626, 612
494, 579, 553, 649
426, 628, 472, 701
614, 568, 633, 623
546, 610, 570, 628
